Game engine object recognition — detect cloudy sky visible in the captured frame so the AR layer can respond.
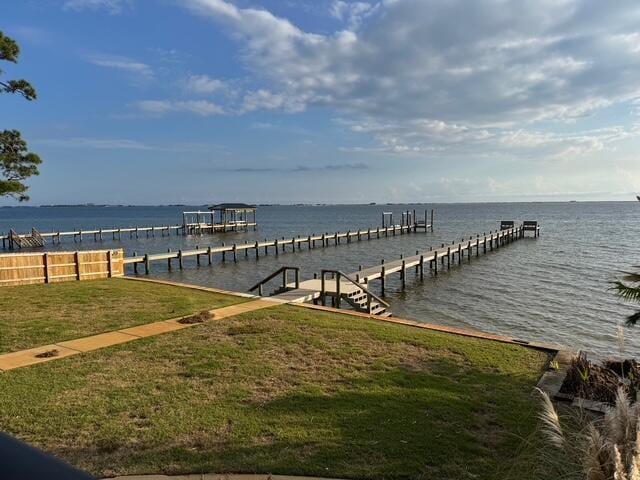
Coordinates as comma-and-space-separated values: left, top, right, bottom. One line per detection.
3, 0, 640, 205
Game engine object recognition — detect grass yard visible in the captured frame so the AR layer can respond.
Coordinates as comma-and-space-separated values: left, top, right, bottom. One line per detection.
0, 279, 247, 353
0, 301, 551, 480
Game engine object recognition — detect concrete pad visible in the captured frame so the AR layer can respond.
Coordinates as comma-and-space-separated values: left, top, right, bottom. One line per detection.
0, 344, 80, 371
58, 331, 138, 352
119, 321, 189, 338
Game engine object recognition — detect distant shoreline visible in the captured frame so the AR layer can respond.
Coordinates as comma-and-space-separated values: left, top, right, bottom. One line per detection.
0, 200, 638, 208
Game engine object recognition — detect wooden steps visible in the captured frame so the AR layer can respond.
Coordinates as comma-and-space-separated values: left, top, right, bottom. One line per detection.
8, 228, 45, 249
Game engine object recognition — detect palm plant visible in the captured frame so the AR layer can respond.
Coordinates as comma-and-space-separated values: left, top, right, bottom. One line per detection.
612, 268, 640, 326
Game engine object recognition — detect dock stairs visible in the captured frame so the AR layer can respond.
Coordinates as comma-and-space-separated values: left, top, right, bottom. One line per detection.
8, 228, 45, 249
249, 266, 392, 317
343, 286, 391, 316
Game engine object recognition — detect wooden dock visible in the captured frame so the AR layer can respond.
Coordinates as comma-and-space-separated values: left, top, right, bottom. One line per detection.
258, 221, 540, 317
0, 222, 258, 249
123, 221, 430, 274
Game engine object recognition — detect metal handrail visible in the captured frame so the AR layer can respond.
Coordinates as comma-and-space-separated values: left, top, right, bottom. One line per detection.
249, 266, 300, 296
320, 269, 390, 311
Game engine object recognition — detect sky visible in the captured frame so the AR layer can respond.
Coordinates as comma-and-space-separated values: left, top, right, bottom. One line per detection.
2, 0, 640, 205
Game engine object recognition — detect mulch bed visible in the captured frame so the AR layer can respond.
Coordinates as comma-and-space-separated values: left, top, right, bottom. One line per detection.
177, 311, 213, 325
559, 352, 639, 405
35, 349, 59, 358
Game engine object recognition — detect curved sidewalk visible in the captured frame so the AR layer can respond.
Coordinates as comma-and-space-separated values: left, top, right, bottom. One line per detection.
0, 299, 277, 372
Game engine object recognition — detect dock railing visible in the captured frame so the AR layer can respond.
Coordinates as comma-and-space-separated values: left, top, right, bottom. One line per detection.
249, 266, 300, 296
320, 269, 390, 313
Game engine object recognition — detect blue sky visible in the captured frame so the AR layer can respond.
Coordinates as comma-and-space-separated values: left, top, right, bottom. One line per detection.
2, 0, 640, 205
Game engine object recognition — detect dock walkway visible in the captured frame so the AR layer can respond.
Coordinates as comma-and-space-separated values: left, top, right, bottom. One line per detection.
125, 222, 429, 274
267, 223, 540, 316
0, 222, 257, 249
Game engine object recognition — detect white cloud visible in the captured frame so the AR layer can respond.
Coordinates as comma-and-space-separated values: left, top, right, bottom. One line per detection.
37, 137, 224, 152
182, 0, 640, 161
63, 0, 129, 14
241, 89, 306, 113
39, 137, 154, 150
184, 74, 226, 94
132, 99, 225, 116
87, 55, 153, 79
330, 1, 379, 28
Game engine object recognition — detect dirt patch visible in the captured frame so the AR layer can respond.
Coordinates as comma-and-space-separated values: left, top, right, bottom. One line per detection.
35, 349, 59, 358
559, 352, 640, 404
178, 310, 213, 325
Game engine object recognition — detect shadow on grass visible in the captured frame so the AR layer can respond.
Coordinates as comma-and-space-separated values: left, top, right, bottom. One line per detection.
63, 361, 544, 480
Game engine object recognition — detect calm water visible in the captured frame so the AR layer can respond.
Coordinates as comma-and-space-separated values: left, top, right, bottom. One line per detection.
1, 202, 639, 357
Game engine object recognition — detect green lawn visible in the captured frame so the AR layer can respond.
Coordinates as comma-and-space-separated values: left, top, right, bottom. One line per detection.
0, 302, 551, 479
0, 279, 247, 353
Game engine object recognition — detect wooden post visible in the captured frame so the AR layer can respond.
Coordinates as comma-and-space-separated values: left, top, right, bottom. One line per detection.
167, 249, 173, 270
75, 251, 81, 280
207, 246, 212, 265
196, 246, 201, 266
335, 272, 341, 309
43, 253, 50, 283
255, 241, 259, 259
178, 250, 183, 269
132, 251, 138, 274
107, 250, 112, 278
144, 254, 150, 274
222, 242, 226, 262
401, 259, 406, 289
380, 265, 386, 296
420, 255, 424, 280
458, 244, 462, 264
430, 209, 434, 231
433, 251, 438, 275
467, 240, 472, 262
275, 238, 279, 256
447, 247, 451, 269
233, 244, 238, 263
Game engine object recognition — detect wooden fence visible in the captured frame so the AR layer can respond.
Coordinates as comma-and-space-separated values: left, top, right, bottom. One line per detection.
0, 249, 124, 287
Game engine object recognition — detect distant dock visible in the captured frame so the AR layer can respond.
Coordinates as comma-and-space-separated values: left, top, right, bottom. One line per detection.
124, 218, 432, 275
1, 204, 259, 250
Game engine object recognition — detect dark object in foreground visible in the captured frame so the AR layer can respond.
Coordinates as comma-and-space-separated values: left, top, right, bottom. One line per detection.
178, 310, 213, 324
559, 352, 639, 405
0, 431, 93, 480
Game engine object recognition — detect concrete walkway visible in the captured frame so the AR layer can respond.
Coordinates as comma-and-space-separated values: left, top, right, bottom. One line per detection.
0, 299, 277, 372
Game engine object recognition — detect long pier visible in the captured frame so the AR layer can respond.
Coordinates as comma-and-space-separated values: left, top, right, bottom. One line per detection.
0, 222, 257, 250
263, 222, 540, 316
123, 222, 431, 274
